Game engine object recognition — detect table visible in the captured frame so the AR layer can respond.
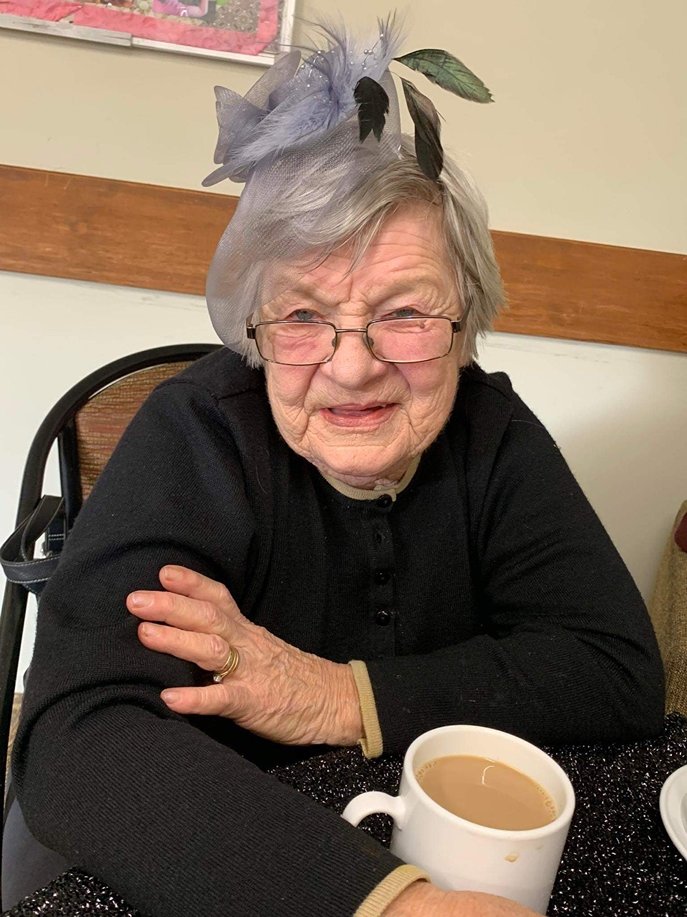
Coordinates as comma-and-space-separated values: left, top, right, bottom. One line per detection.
7, 714, 687, 916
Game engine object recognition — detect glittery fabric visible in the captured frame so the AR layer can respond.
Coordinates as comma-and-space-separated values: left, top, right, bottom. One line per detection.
7, 715, 687, 916
4, 868, 144, 916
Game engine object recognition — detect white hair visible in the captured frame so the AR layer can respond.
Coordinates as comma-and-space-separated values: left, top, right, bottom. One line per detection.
227, 137, 504, 367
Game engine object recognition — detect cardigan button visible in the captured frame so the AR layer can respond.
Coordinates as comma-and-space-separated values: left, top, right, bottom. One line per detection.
375, 608, 392, 626
374, 569, 391, 585
376, 493, 393, 509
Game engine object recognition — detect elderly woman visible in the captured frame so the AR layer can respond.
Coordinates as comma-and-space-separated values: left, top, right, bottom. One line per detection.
12, 16, 662, 917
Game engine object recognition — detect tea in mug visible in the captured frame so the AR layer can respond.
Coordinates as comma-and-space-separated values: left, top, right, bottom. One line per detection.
416, 754, 557, 830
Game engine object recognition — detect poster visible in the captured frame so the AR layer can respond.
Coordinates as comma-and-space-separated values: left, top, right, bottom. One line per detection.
0, 0, 295, 63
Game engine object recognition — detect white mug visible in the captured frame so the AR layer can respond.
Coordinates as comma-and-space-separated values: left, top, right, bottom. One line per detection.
342, 725, 575, 914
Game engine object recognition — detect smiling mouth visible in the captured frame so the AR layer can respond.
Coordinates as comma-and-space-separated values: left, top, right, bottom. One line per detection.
321, 403, 397, 428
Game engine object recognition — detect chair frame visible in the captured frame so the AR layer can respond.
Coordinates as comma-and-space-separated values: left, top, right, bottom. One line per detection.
0, 342, 219, 895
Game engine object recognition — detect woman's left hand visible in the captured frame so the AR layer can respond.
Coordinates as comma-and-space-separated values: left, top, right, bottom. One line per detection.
126, 565, 362, 747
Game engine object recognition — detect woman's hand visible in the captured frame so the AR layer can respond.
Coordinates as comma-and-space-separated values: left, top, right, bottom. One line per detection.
126, 565, 362, 747
385, 883, 540, 916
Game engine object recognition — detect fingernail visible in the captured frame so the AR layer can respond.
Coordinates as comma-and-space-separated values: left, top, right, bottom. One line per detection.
140, 623, 156, 637
130, 592, 152, 608
161, 690, 179, 704
162, 567, 180, 581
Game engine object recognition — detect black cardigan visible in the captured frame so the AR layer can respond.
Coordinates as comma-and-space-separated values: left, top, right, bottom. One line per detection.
14, 350, 664, 916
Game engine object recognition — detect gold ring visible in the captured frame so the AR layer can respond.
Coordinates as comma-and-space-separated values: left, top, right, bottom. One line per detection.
213, 646, 240, 682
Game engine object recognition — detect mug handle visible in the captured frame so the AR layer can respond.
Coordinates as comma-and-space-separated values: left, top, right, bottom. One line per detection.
342, 791, 408, 828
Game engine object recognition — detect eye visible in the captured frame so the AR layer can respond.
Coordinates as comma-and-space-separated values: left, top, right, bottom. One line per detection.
286, 308, 320, 322
385, 306, 424, 319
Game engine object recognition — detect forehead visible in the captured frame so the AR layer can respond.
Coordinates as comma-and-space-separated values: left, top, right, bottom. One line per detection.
262, 204, 453, 306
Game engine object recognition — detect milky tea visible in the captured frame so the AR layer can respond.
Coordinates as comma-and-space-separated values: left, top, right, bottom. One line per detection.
416, 755, 557, 831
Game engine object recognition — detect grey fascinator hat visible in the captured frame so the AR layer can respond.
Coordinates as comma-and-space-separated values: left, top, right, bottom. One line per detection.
203, 14, 492, 355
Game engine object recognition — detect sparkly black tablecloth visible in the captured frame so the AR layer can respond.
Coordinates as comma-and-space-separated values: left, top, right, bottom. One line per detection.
7, 714, 687, 916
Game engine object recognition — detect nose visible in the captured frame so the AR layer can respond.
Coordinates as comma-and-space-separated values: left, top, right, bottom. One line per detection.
321, 328, 389, 390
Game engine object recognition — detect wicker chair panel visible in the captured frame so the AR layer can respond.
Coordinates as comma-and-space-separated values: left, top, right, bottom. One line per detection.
74, 361, 192, 499
650, 500, 687, 716
7, 693, 22, 786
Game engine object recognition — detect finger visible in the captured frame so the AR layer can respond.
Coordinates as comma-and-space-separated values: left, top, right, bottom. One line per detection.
160, 684, 239, 717
138, 621, 229, 672
127, 589, 226, 636
159, 566, 242, 622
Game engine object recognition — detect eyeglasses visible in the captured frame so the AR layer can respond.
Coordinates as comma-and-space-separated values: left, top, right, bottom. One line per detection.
246, 312, 469, 366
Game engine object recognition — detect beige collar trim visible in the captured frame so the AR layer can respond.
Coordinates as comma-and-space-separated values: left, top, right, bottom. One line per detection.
321, 456, 421, 502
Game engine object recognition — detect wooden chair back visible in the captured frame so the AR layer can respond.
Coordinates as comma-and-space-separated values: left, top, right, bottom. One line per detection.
74, 361, 194, 499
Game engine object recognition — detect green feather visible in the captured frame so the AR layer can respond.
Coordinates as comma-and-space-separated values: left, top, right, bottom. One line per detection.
395, 49, 493, 104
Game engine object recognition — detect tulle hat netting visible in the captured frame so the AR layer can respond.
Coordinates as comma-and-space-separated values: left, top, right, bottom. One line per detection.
203, 18, 405, 353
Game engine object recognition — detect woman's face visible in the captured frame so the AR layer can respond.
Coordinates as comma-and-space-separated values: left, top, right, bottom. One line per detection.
262, 205, 466, 489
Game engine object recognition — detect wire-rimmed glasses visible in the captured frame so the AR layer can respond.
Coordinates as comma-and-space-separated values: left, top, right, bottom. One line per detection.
246, 312, 469, 366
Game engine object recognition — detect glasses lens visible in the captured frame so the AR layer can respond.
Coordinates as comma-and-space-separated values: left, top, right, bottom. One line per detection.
369, 318, 453, 363
256, 322, 335, 365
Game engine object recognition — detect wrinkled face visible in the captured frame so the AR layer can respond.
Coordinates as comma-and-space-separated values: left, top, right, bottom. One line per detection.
261, 205, 466, 489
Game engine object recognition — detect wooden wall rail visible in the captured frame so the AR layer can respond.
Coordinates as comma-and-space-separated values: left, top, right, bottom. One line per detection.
1, 164, 686, 353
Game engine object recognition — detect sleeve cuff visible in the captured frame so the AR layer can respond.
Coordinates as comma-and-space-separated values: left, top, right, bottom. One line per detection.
354, 865, 429, 917
349, 660, 383, 758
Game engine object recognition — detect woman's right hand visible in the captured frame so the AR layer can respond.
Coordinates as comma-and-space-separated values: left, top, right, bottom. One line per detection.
128, 565, 362, 747
384, 883, 540, 916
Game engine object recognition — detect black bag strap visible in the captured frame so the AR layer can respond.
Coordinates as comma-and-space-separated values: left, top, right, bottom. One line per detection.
0, 496, 66, 595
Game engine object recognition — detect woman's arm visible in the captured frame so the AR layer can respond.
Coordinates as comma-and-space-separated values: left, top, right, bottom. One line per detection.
365, 390, 665, 754
13, 379, 401, 916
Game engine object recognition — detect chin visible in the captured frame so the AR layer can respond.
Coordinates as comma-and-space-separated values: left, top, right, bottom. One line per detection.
316, 449, 410, 488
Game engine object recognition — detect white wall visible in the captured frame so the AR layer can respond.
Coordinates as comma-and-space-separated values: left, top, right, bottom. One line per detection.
1, 0, 686, 681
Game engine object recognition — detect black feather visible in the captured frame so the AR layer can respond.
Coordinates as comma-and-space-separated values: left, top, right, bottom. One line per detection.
401, 78, 444, 181
354, 77, 390, 143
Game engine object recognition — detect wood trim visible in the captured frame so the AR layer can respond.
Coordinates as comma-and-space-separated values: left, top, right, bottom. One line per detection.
491, 232, 687, 352
1, 164, 685, 353
0, 164, 237, 295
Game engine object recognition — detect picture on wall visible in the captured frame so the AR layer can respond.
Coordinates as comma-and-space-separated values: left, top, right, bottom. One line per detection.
0, 0, 295, 63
